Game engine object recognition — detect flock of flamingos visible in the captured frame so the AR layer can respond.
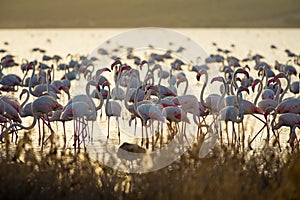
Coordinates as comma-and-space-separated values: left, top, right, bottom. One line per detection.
0, 42, 299, 154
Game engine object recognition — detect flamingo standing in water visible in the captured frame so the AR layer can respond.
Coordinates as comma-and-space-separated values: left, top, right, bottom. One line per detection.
162, 106, 190, 144
197, 70, 221, 114
217, 82, 249, 146
2, 95, 62, 149
134, 87, 165, 149
60, 80, 103, 150
102, 81, 122, 143
289, 124, 300, 149
264, 107, 300, 150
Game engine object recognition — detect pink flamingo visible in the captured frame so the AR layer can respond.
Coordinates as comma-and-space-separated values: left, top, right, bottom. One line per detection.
134, 87, 165, 149
60, 80, 103, 150
218, 85, 249, 146
289, 124, 300, 149
2, 95, 62, 149
102, 81, 122, 143
252, 79, 280, 112
266, 107, 300, 150
0, 74, 22, 92
19, 88, 33, 117
162, 106, 190, 144
197, 70, 221, 114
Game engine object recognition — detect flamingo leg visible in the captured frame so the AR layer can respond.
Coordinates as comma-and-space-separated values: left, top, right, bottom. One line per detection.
107, 117, 110, 140
251, 114, 265, 124
160, 122, 164, 148
74, 118, 77, 153
248, 124, 266, 150
41, 115, 46, 150
62, 121, 66, 149
91, 121, 94, 142
226, 122, 230, 146
141, 119, 144, 147
117, 117, 120, 144
38, 118, 41, 146
145, 123, 149, 149
232, 122, 236, 146
242, 122, 245, 150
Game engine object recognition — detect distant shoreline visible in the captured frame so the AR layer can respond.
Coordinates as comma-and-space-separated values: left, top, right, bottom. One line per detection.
1, 0, 299, 28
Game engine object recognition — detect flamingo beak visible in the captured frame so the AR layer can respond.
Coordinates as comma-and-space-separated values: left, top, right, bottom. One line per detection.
245, 65, 250, 72
268, 78, 275, 85
104, 67, 111, 72
251, 82, 257, 92
210, 77, 222, 84
111, 60, 121, 70
196, 73, 201, 81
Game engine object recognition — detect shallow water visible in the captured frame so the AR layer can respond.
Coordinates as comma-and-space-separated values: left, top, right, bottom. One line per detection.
0, 28, 299, 167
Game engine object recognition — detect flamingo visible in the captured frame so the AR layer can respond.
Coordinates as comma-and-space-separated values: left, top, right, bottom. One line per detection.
61, 80, 103, 149
102, 81, 122, 143
29, 67, 61, 98
218, 86, 249, 146
2, 95, 62, 148
273, 72, 290, 103
134, 87, 165, 149
0, 74, 22, 91
252, 79, 280, 112
266, 107, 300, 149
168, 69, 177, 95
289, 73, 300, 95
0, 97, 22, 142
197, 69, 221, 114
289, 124, 300, 149
19, 89, 33, 118
162, 106, 190, 143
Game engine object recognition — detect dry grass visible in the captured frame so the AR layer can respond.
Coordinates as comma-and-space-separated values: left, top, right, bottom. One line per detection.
1, 132, 300, 200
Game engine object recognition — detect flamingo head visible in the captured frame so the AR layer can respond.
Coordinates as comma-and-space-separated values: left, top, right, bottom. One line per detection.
61, 85, 70, 93
257, 65, 269, 76
263, 107, 276, 120
251, 79, 260, 92
267, 77, 276, 85
111, 59, 122, 70
196, 69, 206, 81
19, 88, 27, 100
151, 64, 161, 72
286, 67, 297, 76
237, 86, 249, 94
101, 81, 110, 88
145, 85, 158, 94
139, 60, 148, 70
102, 67, 111, 73
120, 65, 131, 72
235, 77, 242, 83
274, 72, 286, 80
96, 67, 111, 77
210, 76, 224, 84
235, 68, 249, 79
176, 76, 187, 87
244, 65, 250, 72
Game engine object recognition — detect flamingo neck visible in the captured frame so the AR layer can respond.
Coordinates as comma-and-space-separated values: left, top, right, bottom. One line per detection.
236, 91, 244, 123
279, 75, 290, 103
200, 71, 209, 109
217, 78, 227, 111
20, 89, 30, 113
254, 80, 262, 106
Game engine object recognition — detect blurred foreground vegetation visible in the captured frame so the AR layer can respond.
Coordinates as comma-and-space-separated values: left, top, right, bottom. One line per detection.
1, 132, 300, 200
